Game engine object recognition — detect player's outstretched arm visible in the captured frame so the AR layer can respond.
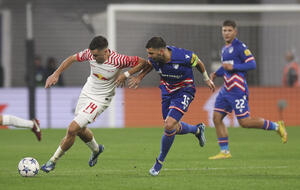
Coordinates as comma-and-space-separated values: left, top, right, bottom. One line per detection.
128, 61, 153, 89
115, 57, 147, 87
45, 55, 77, 88
195, 59, 215, 92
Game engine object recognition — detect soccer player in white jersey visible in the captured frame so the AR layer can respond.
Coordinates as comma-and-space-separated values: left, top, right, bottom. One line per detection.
41, 36, 147, 173
0, 115, 41, 141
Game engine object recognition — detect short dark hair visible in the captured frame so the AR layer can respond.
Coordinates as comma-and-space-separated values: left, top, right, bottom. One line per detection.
223, 20, 237, 28
146, 37, 166, 49
89, 36, 108, 50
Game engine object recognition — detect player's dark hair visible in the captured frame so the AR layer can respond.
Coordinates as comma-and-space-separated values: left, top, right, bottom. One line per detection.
146, 37, 166, 49
223, 20, 237, 28
89, 36, 108, 50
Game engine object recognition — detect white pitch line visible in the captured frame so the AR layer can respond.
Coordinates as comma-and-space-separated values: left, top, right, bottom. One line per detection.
163, 166, 288, 171
96, 166, 288, 173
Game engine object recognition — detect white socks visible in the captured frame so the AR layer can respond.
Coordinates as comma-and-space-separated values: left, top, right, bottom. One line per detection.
50, 146, 65, 163
2, 115, 33, 129
86, 137, 99, 153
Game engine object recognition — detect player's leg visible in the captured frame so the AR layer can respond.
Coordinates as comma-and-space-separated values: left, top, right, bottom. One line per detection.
74, 97, 108, 167
41, 120, 81, 173
238, 117, 287, 143
177, 122, 206, 147
77, 127, 104, 167
150, 90, 201, 176
209, 111, 232, 160
0, 115, 41, 141
209, 94, 232, 160
234, 94, 287, 143
149, 116, 178, 176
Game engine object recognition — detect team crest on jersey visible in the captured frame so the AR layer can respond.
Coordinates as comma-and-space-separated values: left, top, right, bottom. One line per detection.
229, 47, 234, 54
185, 54, 190, 59
173, 64, 179, 69
244, 49, 252, 56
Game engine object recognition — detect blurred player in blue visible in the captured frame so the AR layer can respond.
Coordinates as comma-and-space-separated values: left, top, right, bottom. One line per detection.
209, 20, 288, 160
124, 37, 215, 176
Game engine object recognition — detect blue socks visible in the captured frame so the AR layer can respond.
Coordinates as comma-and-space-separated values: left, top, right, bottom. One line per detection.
157, 129, 176, 162
262, 120, 278, 130
176, 122, 198, 135
218, 137, 229, 152
157, 122, 198, 163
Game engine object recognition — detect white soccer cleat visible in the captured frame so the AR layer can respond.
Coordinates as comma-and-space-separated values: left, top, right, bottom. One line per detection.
149, 167, 160, 176
149, 159, 162, 176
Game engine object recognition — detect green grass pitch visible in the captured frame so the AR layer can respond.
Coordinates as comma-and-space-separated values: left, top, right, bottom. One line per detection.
0, 127, 299, 190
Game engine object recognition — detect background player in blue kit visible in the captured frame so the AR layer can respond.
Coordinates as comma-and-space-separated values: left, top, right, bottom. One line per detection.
125, 37, 215, 176
209, 20, 288, 160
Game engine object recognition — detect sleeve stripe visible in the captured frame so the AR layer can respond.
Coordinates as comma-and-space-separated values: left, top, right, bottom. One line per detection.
245, 57, 254, 63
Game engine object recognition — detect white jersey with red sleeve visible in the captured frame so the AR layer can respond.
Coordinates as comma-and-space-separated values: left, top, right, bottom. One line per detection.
76, 48, 139, 101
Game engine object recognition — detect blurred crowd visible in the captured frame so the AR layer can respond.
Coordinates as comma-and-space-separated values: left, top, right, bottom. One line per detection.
32, 56, 64, 87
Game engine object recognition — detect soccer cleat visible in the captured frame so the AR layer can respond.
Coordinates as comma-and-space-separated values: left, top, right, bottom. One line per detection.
277, 121, 288, 144
31, 119, 42, 141
89, 144, 104, 167
195, 123, 206, 147
209, 152, 232, 160
149, 159, 163, 176
41, 161, 56, 173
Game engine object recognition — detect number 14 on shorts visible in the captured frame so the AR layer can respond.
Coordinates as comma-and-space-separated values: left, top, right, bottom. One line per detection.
83, 102, 98, 114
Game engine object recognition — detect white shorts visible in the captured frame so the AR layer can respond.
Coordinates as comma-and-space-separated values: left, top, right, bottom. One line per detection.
74, 94, 112, 128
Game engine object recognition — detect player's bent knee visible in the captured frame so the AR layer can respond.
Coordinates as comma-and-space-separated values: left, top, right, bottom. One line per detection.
164, 119, 177, 131
66, 121, 82, 137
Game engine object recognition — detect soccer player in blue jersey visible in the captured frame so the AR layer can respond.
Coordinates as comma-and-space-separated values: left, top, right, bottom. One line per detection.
208, 20, 288, 160
123, 37, 215, 176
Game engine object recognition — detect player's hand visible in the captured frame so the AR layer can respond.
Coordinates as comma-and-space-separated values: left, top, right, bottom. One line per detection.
210, 72, 217, 81
128, 76, 141, 89
115, 73, 127, 88
45, 73, 59, 88
205, 79, 215, 92
222, 63, 233, 71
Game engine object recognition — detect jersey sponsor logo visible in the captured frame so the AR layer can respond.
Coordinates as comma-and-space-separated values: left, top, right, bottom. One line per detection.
229, 47, 234, 53
244, 49, 252, 56
160, 73, 183, 79
223, 60, 234, 65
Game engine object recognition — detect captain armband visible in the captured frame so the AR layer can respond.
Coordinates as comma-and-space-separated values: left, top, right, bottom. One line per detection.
202, 71, 209, 81
191, 54, 199, 67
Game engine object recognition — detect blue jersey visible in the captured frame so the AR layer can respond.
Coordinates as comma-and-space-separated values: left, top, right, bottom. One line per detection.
149, 46, 197, 96
214, 38, 256, 119
216, 38, 256, 95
